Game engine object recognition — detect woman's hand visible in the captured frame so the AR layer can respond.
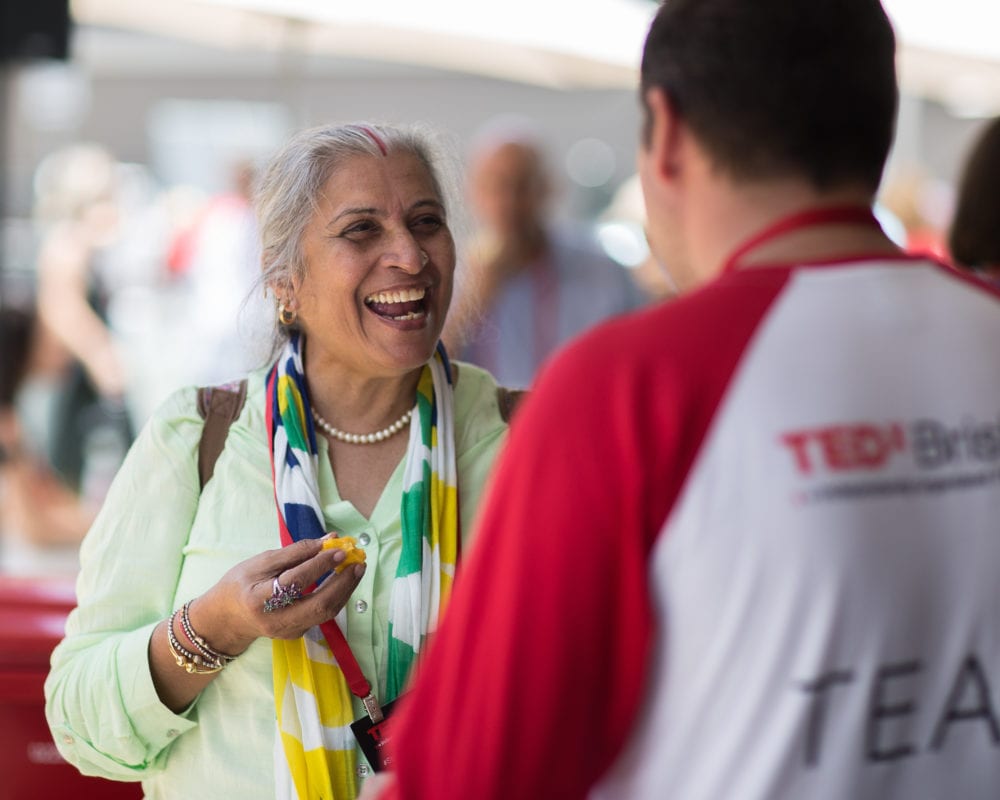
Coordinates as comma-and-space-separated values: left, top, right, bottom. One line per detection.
189, 534, 367, 657
149, 533, 366, 712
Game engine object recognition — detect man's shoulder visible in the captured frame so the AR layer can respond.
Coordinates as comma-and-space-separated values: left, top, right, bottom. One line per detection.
528, 302, 689, 418
509, 270, 790, 454
554, 269, 791, 376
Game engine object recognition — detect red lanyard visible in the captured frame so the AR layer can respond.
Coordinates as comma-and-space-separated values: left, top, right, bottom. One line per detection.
265, 368, 383, 721
722, 205, 880, 274
319, 620, 384, 722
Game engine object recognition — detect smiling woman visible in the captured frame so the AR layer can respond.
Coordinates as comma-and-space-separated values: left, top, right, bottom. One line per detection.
276, 141, 456, 392
44, 122, 511, 800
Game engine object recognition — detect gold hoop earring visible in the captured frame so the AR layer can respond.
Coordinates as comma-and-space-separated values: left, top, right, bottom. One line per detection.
278, 303, 297, 326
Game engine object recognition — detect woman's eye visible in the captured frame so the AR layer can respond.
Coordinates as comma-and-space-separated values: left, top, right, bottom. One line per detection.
412, 215, 443, 232
341, 220, 377, 237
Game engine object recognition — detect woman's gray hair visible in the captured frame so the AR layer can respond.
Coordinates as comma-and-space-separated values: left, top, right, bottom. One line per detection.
252, 121, 465, 357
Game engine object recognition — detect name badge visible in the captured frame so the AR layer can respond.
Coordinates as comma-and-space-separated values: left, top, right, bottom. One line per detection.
350, 697, 402, 772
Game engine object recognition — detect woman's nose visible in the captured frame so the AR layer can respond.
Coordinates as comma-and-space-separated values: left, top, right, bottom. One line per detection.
385, 231, 426, 273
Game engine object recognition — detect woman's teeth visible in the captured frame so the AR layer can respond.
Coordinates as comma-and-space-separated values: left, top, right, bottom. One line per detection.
365, 287, 426, 305
364, 287, 428, 320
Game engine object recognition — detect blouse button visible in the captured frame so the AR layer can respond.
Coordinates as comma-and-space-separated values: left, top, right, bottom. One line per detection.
358, 533, 371, 547
355, 599, 368, 613
357, 764, 370, 778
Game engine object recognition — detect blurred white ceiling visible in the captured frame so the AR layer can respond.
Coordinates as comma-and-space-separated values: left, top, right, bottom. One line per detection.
885, 0, 1000, 117
68, 0, 1000, 115
69, 0, 654, 89
884, 0, 1000, 64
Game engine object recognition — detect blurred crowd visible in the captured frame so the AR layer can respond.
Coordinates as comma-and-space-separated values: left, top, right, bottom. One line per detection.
2, 111, 999, 576
0, 141, 269, 574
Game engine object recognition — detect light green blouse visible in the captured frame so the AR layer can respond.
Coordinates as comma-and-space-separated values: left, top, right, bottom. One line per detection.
45, 362, 508, 798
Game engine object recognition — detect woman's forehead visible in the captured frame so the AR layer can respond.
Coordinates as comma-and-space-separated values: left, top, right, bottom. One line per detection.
315, 152, 441, 216
328, 150, 434, 187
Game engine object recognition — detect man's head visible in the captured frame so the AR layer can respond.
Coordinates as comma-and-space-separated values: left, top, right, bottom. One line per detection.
468, 127, 550, 240
640, 0, 898, 193
949, 116, 1000, 272
636, 0, 898, 288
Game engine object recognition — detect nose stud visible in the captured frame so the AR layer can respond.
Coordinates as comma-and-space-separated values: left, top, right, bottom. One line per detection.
420, 250, 429, 266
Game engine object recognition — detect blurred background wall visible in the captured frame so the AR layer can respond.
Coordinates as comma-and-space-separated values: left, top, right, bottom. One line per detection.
2, 1, 995, 223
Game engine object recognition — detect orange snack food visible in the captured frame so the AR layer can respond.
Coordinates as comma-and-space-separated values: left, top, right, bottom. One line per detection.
322, 535, 367, 573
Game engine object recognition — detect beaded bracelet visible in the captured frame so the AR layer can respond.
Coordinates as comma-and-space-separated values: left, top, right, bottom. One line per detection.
166, 610, 224, 675
179, 601, 237, 667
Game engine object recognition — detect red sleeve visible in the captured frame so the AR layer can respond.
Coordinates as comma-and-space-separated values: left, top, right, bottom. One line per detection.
384, 331, 659, 799
382, 270, 791, 799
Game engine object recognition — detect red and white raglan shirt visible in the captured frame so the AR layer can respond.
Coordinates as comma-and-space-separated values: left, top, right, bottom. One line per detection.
380, 255, 1000, 800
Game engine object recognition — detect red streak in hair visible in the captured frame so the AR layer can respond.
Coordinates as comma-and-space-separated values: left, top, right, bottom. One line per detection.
357, 126, 388, 156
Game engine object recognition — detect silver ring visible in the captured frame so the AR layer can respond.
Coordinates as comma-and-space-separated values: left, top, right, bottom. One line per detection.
263, 576, 302, 613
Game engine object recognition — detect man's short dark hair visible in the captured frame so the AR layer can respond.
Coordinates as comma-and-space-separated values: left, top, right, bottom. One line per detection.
949, 116, 1000, 270
640, 0, 898, 192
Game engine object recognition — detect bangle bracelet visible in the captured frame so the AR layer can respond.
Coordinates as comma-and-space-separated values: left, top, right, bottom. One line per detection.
166, 610, 224, 674
180, 601, 237, 666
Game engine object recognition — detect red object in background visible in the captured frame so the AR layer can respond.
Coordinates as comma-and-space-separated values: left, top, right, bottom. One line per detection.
0, 575, 143, 799
906, 227, 950, 264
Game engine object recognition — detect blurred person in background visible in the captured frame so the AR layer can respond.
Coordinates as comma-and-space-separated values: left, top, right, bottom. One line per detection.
364, 1, 1000, 798
45, 122, 512, 800
32, 143, 133, 499
446, 118, 643, 388
948, 116, 1000, 286
879, 166, 951, 261
166, 158, 271, 384
0, 298, 93, 575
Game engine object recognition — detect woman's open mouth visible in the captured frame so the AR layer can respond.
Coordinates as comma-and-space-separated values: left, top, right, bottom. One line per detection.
364, 286, 428, 321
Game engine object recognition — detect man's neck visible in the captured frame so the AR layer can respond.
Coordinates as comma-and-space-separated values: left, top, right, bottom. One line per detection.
686, 178, 898, 285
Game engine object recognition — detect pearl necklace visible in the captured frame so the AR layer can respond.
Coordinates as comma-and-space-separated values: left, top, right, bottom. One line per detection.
311, 406, 413, 445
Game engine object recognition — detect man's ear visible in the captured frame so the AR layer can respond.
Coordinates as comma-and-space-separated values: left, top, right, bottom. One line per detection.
643, 86, 684, 184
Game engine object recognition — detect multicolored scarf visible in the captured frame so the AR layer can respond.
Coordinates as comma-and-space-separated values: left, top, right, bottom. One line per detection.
265, 332, 459, 799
